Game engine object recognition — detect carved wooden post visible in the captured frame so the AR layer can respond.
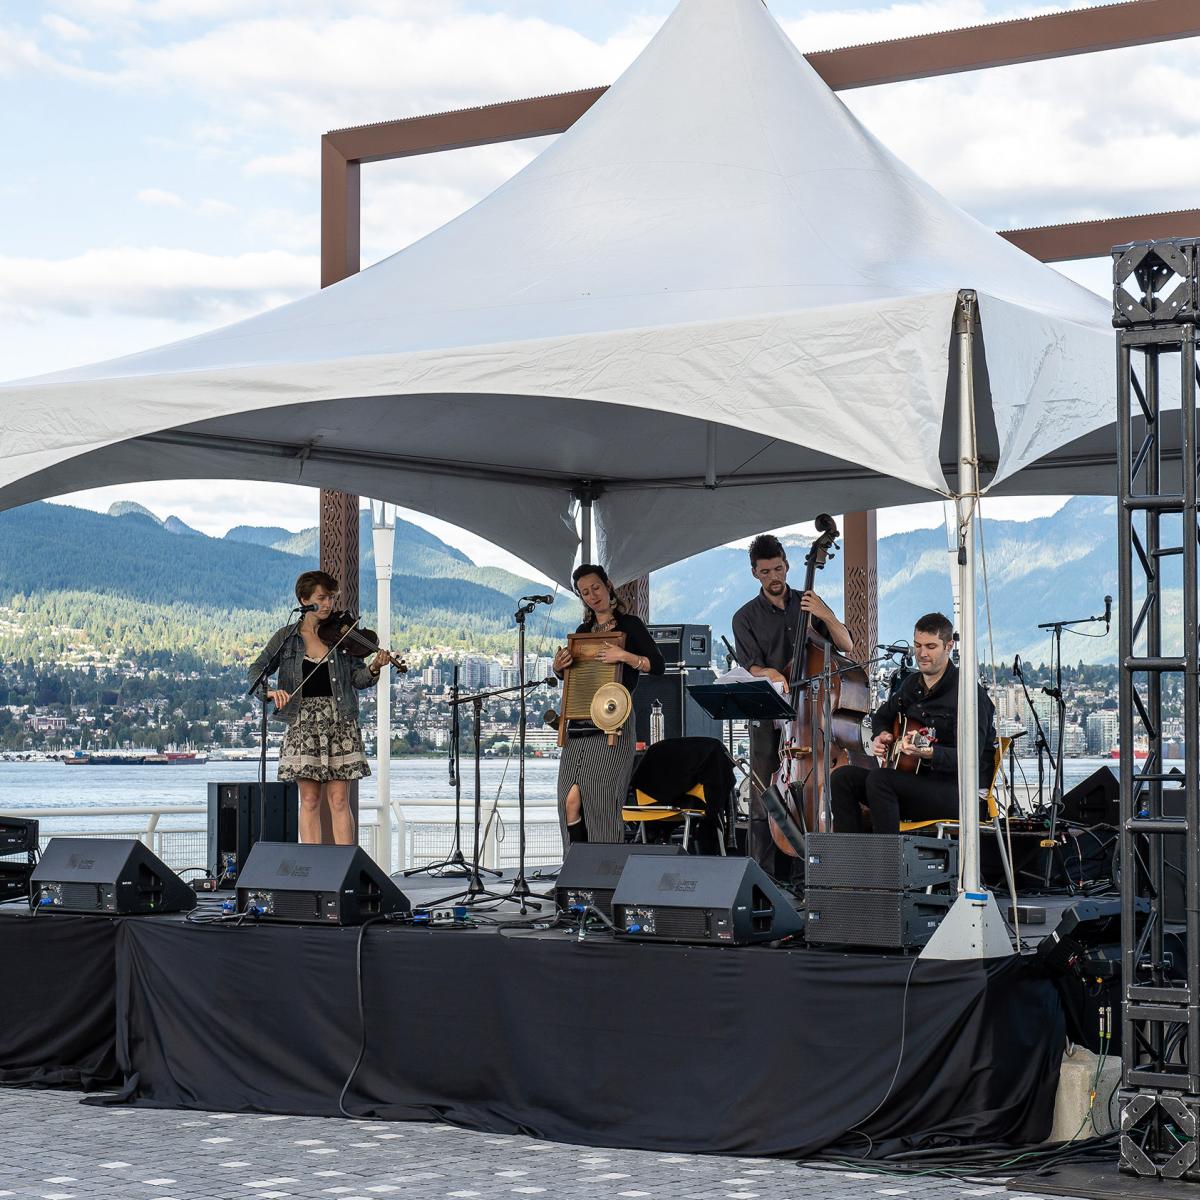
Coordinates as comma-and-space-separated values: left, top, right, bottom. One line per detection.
615, 576, 650, 622
842, 510, 877, 663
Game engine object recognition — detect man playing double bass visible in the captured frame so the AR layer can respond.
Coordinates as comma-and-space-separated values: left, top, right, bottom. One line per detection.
830, 612, 996, 835
732, 534, 854, 877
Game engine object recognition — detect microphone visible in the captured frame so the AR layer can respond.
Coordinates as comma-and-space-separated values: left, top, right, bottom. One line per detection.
521, 595, 554, 605
877, 642, 911, 655
1104, 595, 1112, 633
543, 676, 559, 688
297, 603, 319, 613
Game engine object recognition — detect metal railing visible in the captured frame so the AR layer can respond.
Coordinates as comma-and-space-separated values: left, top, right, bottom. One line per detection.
14, 797, 562, 874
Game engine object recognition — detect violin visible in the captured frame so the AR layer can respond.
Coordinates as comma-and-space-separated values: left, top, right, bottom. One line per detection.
316, 610, 408, 674
768, 514, 871, 854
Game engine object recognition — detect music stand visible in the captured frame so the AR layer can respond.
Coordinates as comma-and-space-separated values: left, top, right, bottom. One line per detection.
687, 680, 795, 724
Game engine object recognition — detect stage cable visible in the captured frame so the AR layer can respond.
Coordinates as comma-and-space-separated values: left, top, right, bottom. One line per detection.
338, 914, 389, 1119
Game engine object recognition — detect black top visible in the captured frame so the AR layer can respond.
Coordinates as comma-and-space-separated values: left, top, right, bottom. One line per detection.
567, 612, 666, 693
301, 658, 333, 698
870, 661, 996, 779
731, 587, 831, 679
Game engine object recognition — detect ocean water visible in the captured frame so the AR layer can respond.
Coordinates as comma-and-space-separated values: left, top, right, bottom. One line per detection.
0, 756, 562, 832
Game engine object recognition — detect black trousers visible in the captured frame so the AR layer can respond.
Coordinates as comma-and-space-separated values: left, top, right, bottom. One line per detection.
830, 765, 959, 836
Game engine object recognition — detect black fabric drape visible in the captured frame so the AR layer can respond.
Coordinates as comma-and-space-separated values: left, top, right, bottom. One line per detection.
0, 907, 119, 1088
114, 919, 1063, 1157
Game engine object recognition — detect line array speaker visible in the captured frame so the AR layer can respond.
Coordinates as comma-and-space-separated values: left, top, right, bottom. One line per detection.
31, 837, 196, 915
0, 860, 33, 901
805, 832, 957, 891
805, 888, 951, 949
0, 816, 39, 855
236, 842, 410, 925
612, 854, 803, 945
554, 842, 684, 919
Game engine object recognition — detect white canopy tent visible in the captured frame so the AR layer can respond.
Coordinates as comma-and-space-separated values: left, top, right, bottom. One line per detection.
0, 0, 1120, 955
1, 0, 1114, 588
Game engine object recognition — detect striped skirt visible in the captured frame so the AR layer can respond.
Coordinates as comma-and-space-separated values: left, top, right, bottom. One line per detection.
556, 722, 635, 847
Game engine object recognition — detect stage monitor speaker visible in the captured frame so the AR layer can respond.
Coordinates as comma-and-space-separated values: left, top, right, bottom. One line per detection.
805, 888, 951, 949
31, 837, 196, 915
647, 624, 712, 669
805, 832, 957, 892
0, 860, 33, 901
236, 841, 410, 925
555, 842, 685, 919
612, 854, 803, 945
633, 669, 722, 745
0, 815, 38, 855
1061, 766, 1120, 827
207, 781, 298, 887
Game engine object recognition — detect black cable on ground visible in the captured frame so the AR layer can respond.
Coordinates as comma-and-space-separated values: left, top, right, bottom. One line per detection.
338, 914, 388, 1119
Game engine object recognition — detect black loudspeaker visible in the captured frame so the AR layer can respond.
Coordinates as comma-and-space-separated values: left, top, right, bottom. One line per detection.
805, 833, 957, 891
612, 854, 804, 945
236, 842, 410, 925
0, 861, 33, 901
31, 837, 196, 915
0, 815, 38, 854
647, 624, 712, 669
207, 781, 299, 887
555, 842, 685, 919
805, 889, 951, 949
633, 669, 722, 744
1061, 766, 1121, 826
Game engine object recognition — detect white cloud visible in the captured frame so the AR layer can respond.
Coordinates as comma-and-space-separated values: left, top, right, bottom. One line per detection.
43, 13, 94, 42
136, 186, 184, 207
0, 246, 316, 322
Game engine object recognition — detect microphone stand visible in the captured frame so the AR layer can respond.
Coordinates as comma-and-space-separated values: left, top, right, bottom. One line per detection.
426, 674, 555, 910
1035, 598, 1110, 887
404, 664, 475, 878
1013, 659, 1052, 813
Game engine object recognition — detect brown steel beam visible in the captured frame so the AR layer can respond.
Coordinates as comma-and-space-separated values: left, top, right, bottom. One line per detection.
1001, 209, 1200, 262
808, 0, 1200, 90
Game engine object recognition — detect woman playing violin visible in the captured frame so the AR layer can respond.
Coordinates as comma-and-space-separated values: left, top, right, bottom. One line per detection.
247, 570, 391, 846
552, 563, 664, 847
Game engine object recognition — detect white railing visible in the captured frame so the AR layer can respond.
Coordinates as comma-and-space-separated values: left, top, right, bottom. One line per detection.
15, 797, 563, 875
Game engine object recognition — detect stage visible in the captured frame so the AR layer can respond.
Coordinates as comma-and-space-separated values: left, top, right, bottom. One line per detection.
0, 875, 1067, 1159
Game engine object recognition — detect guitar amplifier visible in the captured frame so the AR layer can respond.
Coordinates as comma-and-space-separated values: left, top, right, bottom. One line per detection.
805, 833, 957, 891
805, 888, 951, 949
633, 669, 722, 744
647, 624, 712, 669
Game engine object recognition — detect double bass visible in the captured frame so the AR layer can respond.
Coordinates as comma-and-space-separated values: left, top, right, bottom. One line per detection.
767, 514, 870, 854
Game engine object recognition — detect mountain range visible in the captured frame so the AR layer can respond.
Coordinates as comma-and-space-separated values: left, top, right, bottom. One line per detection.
0, 495, 1122, 665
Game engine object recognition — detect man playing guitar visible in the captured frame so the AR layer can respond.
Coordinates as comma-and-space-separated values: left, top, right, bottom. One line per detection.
830, 612, 995, 835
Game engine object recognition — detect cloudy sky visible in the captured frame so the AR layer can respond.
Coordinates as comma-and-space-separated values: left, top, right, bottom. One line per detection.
2, 0, 1197, 573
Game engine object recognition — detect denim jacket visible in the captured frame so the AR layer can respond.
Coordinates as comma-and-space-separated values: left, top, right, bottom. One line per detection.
247, 624, 377, 725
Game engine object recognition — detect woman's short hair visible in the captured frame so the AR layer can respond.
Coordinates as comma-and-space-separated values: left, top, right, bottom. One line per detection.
295, 570, 338, 604
914, 612, 954, 643
749, 533, 787, 569
571, 563, 625, 626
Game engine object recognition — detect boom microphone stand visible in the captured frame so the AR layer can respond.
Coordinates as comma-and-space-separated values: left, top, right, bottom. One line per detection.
1013, 655, 1052, 812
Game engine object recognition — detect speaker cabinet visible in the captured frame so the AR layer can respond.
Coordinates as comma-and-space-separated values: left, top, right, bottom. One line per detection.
633, 669, 722, 744
31, 837, 196, 915
1061, 766, 1120, 827
612, 854, 803, 945
647, 624, 712, 669
805, 888, 951, 949
236, 842, 410, 925
207, 781, 298, 887
805, 833, 957, 891
555, 842, 685, 919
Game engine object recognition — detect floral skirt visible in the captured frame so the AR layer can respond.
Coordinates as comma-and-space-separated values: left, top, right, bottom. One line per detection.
278, 697, 370, 782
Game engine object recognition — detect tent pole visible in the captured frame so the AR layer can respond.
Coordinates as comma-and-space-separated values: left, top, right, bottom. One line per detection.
580, 492, 593, 564
921, 290, 1012, 960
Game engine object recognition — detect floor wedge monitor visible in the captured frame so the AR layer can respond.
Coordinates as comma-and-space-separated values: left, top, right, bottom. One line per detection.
612, 854, 803, 945
236, 841, 410, 925
31, 837, 196, 915
555, 842, 685, 919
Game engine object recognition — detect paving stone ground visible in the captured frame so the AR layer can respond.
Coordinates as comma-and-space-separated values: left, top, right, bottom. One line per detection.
0, 1088, 1088, 1200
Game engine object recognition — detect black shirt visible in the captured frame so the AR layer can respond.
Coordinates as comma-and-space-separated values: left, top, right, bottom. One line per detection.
732, 587, 831, 678
301, 658, 333, 698
565, 612, 666, 693
870, 661, 996, 779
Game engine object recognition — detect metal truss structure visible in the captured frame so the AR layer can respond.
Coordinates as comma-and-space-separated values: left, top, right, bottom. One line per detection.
1114, 238, 1200, 1178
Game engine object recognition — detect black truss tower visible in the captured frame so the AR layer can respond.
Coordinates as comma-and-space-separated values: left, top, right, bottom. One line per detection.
1114, 237, 1200, 1178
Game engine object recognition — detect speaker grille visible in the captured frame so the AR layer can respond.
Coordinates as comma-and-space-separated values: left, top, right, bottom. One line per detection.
647, 906, 710, 940
270, 890, 324, 921
60, 882, 105, 911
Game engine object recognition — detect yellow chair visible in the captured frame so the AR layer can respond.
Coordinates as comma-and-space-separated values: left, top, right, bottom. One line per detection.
898, 737, 1008, 837
623, 781, 716, 854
